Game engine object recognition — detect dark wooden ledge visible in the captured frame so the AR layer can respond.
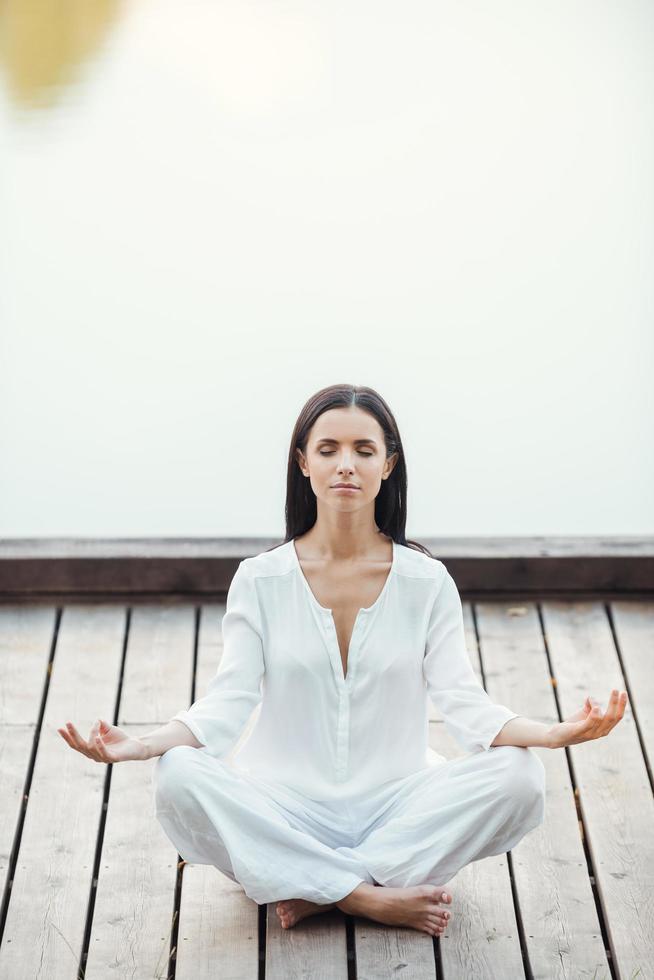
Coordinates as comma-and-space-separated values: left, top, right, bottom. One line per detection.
0, 536, 652, 598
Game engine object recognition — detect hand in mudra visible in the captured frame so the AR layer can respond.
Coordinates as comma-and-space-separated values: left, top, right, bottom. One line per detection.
58, 718, 147, 763
548, 690, 628, 748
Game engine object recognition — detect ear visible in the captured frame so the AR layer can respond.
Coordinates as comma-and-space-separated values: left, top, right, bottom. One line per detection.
295, 448, 309, 477
383, 452, 399, 480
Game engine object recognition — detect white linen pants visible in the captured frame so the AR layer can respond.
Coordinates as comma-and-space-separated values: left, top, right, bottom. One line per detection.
152, 744, 546, 905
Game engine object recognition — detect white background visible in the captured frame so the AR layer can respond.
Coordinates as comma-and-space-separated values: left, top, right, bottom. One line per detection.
1, 0, 652, 537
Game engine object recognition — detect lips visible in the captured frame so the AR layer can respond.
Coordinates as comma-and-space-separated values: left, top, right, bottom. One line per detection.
332, 484, 359, 489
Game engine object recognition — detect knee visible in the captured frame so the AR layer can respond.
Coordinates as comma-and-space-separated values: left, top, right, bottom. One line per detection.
490, 745, 546, 814
153, 744, 199, 808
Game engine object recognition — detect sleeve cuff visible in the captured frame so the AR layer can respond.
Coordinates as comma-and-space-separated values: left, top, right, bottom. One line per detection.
482, 711, 521, 752
171, 712, 207, 748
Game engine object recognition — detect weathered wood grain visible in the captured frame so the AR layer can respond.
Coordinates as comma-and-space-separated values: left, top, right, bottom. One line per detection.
477, 600, 610, 978
119, 604, 197, 727
265, 902, 350, 979
0, 605, 124, 979
176, 865, 260, 980
354, 920, 436, 980
1, 594, 650, 979
610, 600, 654, 780
0, 607, 56, 905
84, 604, 195, 978
542, 601, 654, 980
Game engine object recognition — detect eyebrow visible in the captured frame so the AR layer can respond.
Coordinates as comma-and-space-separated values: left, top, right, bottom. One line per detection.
315, 438, 378, 446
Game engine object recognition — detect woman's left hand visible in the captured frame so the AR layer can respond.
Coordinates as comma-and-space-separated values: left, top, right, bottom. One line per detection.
547, 690, 628, 748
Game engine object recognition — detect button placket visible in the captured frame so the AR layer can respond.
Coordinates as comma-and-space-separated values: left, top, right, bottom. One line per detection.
329, 610, 358, 780
336, 687, 349, 780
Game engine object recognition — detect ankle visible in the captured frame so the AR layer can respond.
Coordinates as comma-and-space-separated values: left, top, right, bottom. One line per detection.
336, 882, 378, 915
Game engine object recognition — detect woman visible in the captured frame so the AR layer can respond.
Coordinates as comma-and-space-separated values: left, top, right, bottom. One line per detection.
59, 383, 628, 938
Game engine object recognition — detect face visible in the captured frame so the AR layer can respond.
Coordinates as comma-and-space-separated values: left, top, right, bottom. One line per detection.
295, 406, 398, 510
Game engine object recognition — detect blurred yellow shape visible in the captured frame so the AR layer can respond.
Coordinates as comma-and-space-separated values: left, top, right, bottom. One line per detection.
0, 0, 122, 109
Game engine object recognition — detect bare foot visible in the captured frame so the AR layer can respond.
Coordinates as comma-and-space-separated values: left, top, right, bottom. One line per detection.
336, 883, 453, 937
275, 898, 337, 929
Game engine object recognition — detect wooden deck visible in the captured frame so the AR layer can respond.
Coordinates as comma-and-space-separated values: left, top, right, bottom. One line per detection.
0, 594, 652, 979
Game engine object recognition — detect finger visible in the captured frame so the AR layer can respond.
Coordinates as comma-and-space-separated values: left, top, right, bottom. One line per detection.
580, 698, 594, 720
93, 732, 112, 762
601, 691, 618, 727
605, 690, 628, 731
58, 727, 74, 748
605, 689, 625, 723
64, 721, 83, 748
91, 719, 106, 744
66, 722, 92, 756
607, 689, 623, 722
581, 707, 604, 736
61, 725, 92, 758
66, 721, 86, 748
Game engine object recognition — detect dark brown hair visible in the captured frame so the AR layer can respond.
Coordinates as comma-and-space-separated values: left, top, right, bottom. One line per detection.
266, 383, 434, 558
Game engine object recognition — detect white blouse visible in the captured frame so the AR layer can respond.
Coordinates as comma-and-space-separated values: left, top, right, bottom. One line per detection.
172, 539, 520, 800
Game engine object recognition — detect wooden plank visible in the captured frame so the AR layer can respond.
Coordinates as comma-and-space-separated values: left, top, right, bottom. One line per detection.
542, 600, 654, 979
353, 919, 435, 979
0, 607, 56, 908
429, 601, 524, 979
84, 605, 196, 978
1, 537, 652, 596
118, 603, 197, 727
0, 605, 124, 979
610, 600, 654, 775
0, 605, 56, 723
265, 903, 349, 980
176, 866, 260, 980
195, 603, 225, 695
477, 600, 610, 978
83, 723, 180, 980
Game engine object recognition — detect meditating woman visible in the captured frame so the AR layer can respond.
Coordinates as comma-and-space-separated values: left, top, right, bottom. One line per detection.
58, 383, 628, 938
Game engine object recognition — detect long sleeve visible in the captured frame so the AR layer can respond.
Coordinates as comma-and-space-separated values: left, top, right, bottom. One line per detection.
423, 569, 519, 753
171, 560, 265, 759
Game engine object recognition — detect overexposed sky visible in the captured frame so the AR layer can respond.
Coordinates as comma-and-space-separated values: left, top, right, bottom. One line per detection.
1, 0, 652, 536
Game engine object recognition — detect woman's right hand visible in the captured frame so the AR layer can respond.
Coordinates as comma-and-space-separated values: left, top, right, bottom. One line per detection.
58, 718, 149, 763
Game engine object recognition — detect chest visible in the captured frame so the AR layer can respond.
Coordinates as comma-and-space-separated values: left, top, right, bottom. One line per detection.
298, 559, 392, 678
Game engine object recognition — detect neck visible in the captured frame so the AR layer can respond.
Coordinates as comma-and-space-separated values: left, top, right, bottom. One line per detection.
299, 513, 389, 562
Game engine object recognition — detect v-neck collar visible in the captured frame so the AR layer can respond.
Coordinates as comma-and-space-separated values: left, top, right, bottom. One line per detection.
290, 537, 396, 686
289, 537, 396, 615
